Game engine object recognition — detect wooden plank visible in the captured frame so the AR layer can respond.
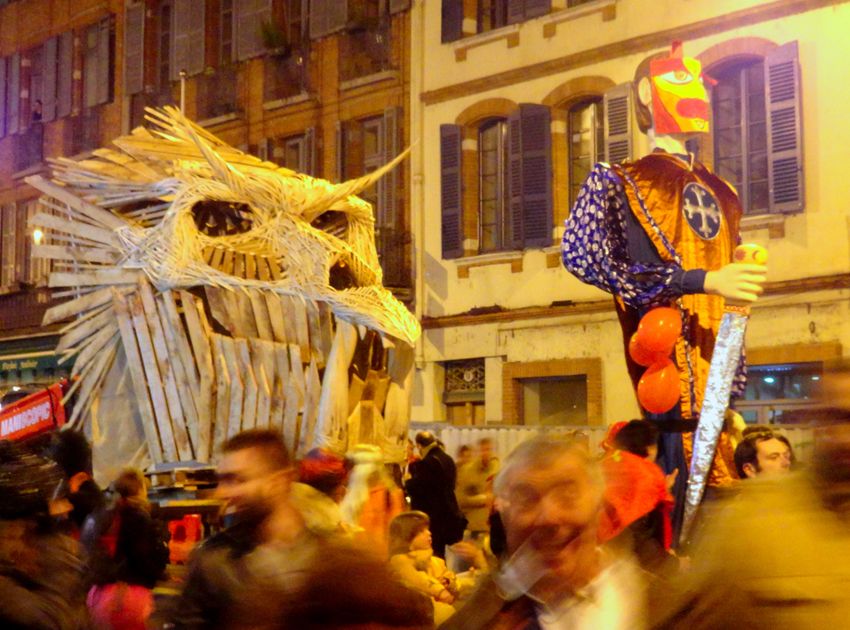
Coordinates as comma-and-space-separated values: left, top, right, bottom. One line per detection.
180, 292, 217, 460
138, 280, 193, 461
69, 325, 119, 375
218, 335, 245, 438
234, 291, 259, 338
209, 334, 231, 450
236, 338, 258, 431
265, 291, 288, 344
112, 290, 164, 463
221, 249, 235, 275
268, 256, 283, 280
128, 291, 179, 462
299, 358, 321, 455
283, 344, 305, 455
315, 320, 357, 454
209, 247, 225, 271
202, 246, 216, 265
205, 286, 234, 335
318, 302, 335, 361
234, 252, 246, 279
56, 306, 114, 353
67, 338, 118, 427
32, 243, 118, 265
249, 291, 274, 341
249, 339, 273, 430
245, 253, 257, 280
49, 269, 141, 288
256, 256, 271, 281
305, 299, 324, 366
266, 342, 286, 433
25, 175, 127, 229
156, 293, 203, 460
30, 212, 120, 247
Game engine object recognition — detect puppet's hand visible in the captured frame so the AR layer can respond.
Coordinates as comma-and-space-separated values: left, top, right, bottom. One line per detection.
704, 263, 767, 303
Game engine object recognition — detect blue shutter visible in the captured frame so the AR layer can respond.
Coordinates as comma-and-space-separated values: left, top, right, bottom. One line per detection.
507, 111, 523, 249
57, 32, 73, 118
172, 0, 205, 79
124, 3, 145, 94
525, 0, 551, 19
507, 0, 525, 24
440, 124, 463, 259
765, 41, 804, 214
42, 37, 58, 122
236, 0, 272, 60
441, 0, 463, 43
8, 53, 19, 134
0, 58, 6, 138
604, 82, 631, 164
518, 103, 552, 248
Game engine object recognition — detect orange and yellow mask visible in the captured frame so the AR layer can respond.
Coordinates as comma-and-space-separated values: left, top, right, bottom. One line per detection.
649, 43, 712, 135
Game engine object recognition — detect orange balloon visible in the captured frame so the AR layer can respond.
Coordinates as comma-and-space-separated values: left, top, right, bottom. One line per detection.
636, 307, 682, 354
628, 333, 669, 367
637, 359, 680, 414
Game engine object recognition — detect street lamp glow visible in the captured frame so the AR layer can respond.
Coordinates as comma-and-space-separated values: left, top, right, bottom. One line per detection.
32, 228, 44, 245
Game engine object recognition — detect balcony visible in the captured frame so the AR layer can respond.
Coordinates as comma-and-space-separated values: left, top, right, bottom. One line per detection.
376, 226, 410, 290
197, 66, 239, 122
13, 123, 44, 173
339, 20, 392, 83
130, 88, 177, 129
65, 109, 102, 156
264, 53, 309, 103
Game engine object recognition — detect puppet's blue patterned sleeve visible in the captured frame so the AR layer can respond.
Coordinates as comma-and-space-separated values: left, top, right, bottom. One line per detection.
561, 164, 685, 310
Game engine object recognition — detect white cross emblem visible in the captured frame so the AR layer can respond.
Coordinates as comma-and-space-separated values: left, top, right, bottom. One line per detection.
682, 182, 722, 240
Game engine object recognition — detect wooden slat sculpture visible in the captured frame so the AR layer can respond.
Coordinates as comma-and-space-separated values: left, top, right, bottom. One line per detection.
28, 106, 420, 464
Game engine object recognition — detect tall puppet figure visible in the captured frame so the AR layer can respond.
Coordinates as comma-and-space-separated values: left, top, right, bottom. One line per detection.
561, 42, 767, 538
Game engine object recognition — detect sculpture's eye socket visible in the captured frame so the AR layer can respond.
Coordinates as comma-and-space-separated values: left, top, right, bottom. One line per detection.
192, 200, 253, 236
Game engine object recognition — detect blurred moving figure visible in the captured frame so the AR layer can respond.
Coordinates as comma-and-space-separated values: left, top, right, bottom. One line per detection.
292, 447, 350, 538
455, 445, 473, 469
389, 511, 458, 625
733, 428, 793, 479
655, 362, 850, 628
456, 438, 500, 540
442, 437, 646, 630
85, 468, 169, 630
0, 441, 90, 629
170, 429, 315, 630
47, 430, 105, 538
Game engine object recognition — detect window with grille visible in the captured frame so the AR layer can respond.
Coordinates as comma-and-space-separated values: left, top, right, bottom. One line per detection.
444, 359, 486, 425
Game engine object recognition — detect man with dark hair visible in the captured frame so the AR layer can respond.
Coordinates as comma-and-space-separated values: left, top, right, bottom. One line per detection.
170, 429, 314, 629
733, 430, 792, 479
405, 432, 466, 558
47, 430, 104, 535
612, 419, 660, 460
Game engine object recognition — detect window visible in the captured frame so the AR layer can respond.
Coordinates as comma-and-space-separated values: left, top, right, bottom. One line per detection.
339, 0, 391, 82
567, 98, 603, 208
736, 362, 821, 424
197, 0, 239, 120
221, 0, 234, 63
81, 17, 113, 109
522, 375, 588, 425
0, 205, 17, 288
271, 130, 315, 176
444, 358, 485, 426
713, 61, 769, 215
478, 119, 509, 253
159, 2, 173, 91
477, 0, 507, 33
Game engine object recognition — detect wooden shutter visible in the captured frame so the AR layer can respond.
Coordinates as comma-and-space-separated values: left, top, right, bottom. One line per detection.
84, 19, 111, 108
310, 0, 327, 39
96, 18, 112, 106
326, 0, 348, 35
0, 58, 6, 139
525, 0, 551, 19
765, 41, 804, 214
440, 124, 463, 259
173, 0, 205, 79
379, 106, 400, 228
304, 126, 316, 177
507, 0, 526, 24
1, 205, 16, 287
57, 32, 73, 118
604, 82, 631, 164
125, 3, 145, 94
335, 120, 344, 180
8, 53, 19, 135
236, 0, 272, 61
441, 0, 463, 43
509, 104, 553, 249
15, 203, 28, 283
42, 37, 58, 122
389, 0, 410, 14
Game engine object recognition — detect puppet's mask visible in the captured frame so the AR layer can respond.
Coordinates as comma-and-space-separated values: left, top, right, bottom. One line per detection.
649, 43, 710, 135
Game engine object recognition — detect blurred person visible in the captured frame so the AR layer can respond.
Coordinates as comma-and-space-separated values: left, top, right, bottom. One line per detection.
47, 429, 105, 537
170, 429, 316, 629
654, 361, 850, 628
455, 444, 473, 468
0, 441, 89, 629
442, 436, 646, 630
733, 430, 793, 479
85, 467, 169, 630
292, 447, 350, 537
598, 421, 678, 577
405, 432, 467, 558
279, 543, 434, 629
389, 511, 458, 625
456, 438, 500, 540
340, 444, 405, 555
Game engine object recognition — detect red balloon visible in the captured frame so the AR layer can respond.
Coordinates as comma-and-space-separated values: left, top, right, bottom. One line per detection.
636, 307, 682, 354
637, 359, 681, 414
628, 333, 669, 367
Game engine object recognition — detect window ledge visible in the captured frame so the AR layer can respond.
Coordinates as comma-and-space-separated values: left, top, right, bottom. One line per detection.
198, 112, 242, 128
457, 250, 523, 279
740, 213, 787, 239
262, 92, 315, 111
543, 0, 618, 38
339, 70, 400, 92
452, 24, 521, 62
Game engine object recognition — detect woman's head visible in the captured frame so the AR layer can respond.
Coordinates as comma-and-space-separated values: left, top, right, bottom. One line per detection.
114, 468, 147, 502
612, 419, 659, 460
388, 511, 431, 556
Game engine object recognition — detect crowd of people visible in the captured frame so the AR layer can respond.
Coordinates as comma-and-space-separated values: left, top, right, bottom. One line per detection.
0, 365, 849, 629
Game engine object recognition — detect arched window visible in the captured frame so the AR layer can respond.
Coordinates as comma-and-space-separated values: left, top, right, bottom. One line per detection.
712, 60, 769, 214
478, 118, 509, 253
567, 98, 603, 207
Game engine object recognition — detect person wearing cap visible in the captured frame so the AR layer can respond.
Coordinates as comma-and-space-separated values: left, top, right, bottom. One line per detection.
291, 447, 351, 538
0, 441, 90, 629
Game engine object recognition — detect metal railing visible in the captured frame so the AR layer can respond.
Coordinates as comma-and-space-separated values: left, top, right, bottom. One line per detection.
66, 108, 101, 156
197, 65, 239, 121
339, 21, 392, 83
264, 53, 309, 102
13, 123, 44, 172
